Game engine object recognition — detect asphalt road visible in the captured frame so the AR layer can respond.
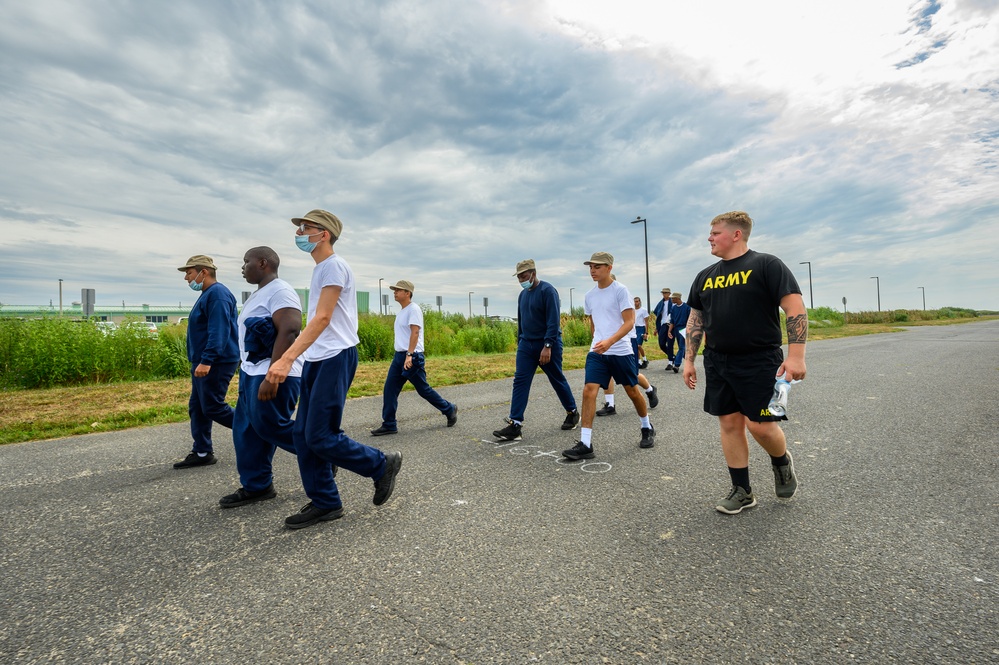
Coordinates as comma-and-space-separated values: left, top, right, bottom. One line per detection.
1, 321, 997, 664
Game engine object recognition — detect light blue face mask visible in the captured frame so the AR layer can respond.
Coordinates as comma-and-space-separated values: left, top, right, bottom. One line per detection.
188, 271, 204, 291
296, 234, 318, 253
520, 280, 533, 290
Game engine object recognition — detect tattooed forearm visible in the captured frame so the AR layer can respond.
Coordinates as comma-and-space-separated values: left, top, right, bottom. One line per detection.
686, 309, 704, 361
786, 313, 808, 344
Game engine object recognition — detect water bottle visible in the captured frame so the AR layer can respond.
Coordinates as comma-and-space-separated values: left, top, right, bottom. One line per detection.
767, 375, 798, 417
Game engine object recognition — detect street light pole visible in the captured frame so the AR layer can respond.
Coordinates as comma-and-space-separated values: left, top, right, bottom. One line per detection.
870, 276, 880, 311
799, 261, 813, 310
378, 278, 384, 315
468, 291, 474, 318
58, 278, 63, 316
569, 287, 575, 314
918, 286, 926, 311
630, 217, 651, 310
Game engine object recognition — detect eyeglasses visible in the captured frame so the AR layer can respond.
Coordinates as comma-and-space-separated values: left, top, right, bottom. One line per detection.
297, 223, 324, 234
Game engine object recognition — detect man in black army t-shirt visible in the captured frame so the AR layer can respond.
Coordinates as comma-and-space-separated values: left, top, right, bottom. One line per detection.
682, 211, 807, 515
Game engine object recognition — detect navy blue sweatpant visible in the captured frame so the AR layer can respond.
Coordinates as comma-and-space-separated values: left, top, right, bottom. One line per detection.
294, 347, 388, 510
189, 362, 237, 454
233, 370, 300, 492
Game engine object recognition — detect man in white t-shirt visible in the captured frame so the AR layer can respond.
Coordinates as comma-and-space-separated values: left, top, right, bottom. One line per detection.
266, 210, 402, 530
220, 246, 304, 508
563, 252, 656, 460
370, 280, 457, 436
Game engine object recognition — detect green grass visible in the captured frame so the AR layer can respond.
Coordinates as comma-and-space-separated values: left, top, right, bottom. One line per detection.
1, 312, 994, 445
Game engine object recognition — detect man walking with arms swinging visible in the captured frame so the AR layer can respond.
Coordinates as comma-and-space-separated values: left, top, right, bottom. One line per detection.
682, 211, 806, 514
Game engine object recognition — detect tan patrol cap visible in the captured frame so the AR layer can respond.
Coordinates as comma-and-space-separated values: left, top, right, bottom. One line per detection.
672, 292, 682, 298
513, 259, 536, 276
177, 255, 217, 271
291, 209, 343, 239
584, 251, 614, 266
389, 279, 415, 293
661, 287, 671, 293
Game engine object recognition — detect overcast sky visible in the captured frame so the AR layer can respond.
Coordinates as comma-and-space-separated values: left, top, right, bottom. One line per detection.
1, 0, 996, 317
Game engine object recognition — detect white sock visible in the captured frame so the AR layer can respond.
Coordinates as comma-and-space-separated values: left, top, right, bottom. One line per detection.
640, 416, 651, 428
197, 452, 208, 458
605, 394, 615, 407
580, 428, 592, 446
645, 385, 654, 394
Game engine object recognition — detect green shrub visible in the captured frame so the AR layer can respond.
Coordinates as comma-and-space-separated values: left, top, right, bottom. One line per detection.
561, 317, 592, 347
0, 318, 161, 389
356, 315, 395, 361
807, 307, 844, 327
154, 324, 190, 378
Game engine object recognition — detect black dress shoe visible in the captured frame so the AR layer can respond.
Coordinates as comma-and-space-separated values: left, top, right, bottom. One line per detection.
173, 452, 217, 469
370, 425, 398, 436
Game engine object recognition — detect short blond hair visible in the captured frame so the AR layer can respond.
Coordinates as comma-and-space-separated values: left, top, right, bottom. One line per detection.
711, 210, 753, 240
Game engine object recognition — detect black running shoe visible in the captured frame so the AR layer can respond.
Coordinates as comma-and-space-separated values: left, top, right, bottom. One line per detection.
595, 402, 616, 417
562, 441, 595, 460
493, 422, 523, 441
561, 410, 580, 431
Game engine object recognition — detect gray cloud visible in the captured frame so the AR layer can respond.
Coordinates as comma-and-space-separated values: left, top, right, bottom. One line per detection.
0, 0, 997, 317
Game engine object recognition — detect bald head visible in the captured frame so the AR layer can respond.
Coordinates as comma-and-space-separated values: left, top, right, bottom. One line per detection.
248, 246, 280, 272
242, 246, 281, 286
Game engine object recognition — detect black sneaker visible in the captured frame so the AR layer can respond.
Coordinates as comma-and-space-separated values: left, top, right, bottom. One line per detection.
639, 426, 656, 449
561, 410, 580, 430
595, 402, 616, 416
370, 425, 398, 436
646, 385, 659, 408
493, 422, 523, 441
446, 404, 458, 427
285, 502, 344, 529
562, 441, 595, 460
173, 452, 217, 469
639, 359, 649, 369
672, 364, 679, 374
219, 485, 276, 508
373, 451, 403, 506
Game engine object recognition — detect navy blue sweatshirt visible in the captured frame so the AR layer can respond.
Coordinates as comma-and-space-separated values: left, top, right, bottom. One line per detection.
517, 280, 561, 345
186, 282, 239, 366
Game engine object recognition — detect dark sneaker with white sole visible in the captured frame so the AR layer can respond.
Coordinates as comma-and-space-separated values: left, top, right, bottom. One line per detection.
219, 485, 276, 508
446, 404, 458, 427
639, 426, 656, 449
715, 486, 757, 515
562, 441, 595, 460
493, 422, 523, 441
772, 450, 798, 498
561, 410, 581, 430
285, 502, 344, 529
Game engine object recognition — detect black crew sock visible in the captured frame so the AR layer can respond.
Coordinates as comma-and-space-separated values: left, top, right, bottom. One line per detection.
770, 453, 789, 467
728, 466, 751, 493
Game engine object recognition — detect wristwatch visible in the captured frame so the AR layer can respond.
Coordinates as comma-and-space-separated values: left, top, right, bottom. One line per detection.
406, 352, 414, 357
544, 343, 551, 348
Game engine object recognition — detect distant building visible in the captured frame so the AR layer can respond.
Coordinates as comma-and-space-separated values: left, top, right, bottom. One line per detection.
0, 291, 372, 322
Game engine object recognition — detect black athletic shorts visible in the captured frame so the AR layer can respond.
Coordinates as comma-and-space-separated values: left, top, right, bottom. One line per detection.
702, 347, 786, 422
